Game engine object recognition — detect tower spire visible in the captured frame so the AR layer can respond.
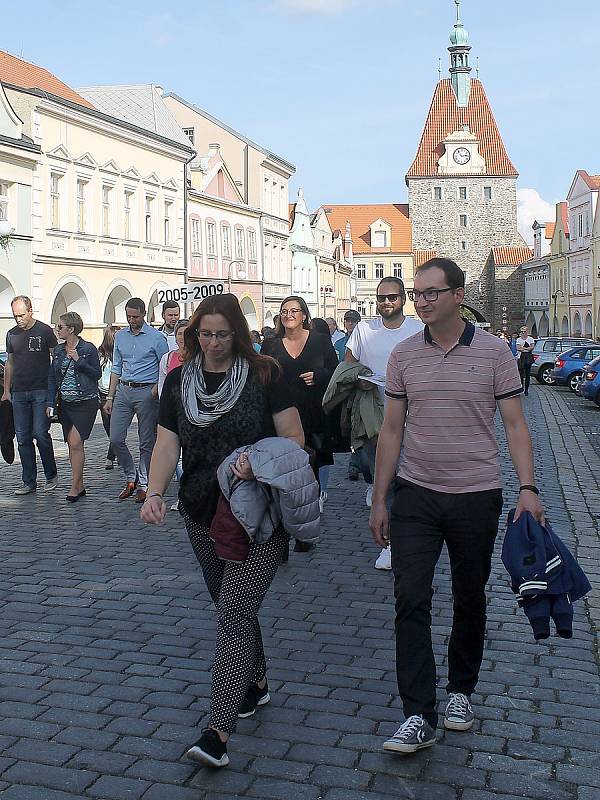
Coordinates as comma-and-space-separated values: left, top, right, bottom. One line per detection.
448, 0, 472, 106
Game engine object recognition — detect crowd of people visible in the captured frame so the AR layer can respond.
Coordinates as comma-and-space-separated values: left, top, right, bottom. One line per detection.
2, 258, 545, 769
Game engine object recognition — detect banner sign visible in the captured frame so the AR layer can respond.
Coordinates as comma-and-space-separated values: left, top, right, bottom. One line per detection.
156, 282, 226, 304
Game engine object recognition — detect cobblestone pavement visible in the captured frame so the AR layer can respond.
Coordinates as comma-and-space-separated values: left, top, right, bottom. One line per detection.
0, 384, 598, 800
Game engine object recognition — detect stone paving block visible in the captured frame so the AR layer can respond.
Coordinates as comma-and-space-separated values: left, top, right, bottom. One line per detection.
86, 774, 151, 799
287, 742, 357, 768
3, 738, 79, 767
310, 764, 371, 790
1, 762, 97, 794
0, 788, 84, 800
246, 777, 321, 800
247, 756, 312, 781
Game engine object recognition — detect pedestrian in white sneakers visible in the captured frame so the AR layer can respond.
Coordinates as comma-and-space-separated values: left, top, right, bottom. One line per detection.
345, 277, 423, 570
370, 258, 544, 754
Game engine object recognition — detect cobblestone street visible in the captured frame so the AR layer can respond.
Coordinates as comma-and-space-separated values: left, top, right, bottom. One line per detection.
0, 384, 598, 800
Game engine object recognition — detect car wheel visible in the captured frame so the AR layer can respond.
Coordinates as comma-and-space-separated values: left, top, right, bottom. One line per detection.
568, 371, 583, 393
538, 366, 554, 385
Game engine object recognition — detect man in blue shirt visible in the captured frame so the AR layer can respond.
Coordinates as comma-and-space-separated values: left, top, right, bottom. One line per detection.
334, 309, 361, 361
104, 298, 168, 502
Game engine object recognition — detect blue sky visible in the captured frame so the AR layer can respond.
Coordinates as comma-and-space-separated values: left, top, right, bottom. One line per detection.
3, 0, 600, 239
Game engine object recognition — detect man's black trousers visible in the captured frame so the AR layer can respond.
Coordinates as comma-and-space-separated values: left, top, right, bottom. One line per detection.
390, 479, 503, 728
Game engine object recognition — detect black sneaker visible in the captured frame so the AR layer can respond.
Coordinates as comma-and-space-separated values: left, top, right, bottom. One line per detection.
185, 728, 229, 768
383, 715, 436, 754
238, 681, 270, 718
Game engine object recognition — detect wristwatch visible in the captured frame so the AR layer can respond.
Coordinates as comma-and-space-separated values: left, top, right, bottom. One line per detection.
519, 485, 539, 495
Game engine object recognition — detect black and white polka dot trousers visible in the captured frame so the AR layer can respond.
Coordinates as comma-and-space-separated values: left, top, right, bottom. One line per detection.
184, 514, 288, 734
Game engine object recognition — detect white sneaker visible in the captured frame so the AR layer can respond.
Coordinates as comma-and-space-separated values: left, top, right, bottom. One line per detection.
319, 491, 327, 513
365, 486, 373, 508
171, 500, 179, 511
43, 475, 58, 492
14, 483, 36, 496
374, 546, 392, 570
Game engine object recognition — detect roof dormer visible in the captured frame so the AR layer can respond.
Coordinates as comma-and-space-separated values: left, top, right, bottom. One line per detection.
370, 218, 391, 250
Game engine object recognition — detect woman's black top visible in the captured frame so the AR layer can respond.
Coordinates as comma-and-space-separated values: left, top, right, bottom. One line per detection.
158, 363, 294, 525
261, 331, 337, 448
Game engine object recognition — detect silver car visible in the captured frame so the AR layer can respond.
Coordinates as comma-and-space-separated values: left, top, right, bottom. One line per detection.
531, 337, 596, 385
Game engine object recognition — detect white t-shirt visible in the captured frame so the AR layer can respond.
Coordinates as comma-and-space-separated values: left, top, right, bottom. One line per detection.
516, 336, 535, 360
331, 329, 346, 345
346, 316, 424, 398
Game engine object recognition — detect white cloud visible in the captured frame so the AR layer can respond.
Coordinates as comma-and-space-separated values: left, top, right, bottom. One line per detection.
517, 188, 556, 245
274, 0, 380, 14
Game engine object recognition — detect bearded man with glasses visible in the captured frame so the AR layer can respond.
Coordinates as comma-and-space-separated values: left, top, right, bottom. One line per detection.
369, 257, 544, 755
345, 277, 423, 570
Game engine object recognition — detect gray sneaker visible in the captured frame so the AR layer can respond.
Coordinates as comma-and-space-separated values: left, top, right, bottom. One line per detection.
43, 475, 58, 492
14, 483, 36, 496
444, 692, 474, 731
383, 715, 436, 754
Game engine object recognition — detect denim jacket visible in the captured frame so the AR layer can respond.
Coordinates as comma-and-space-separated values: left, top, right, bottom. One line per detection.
47, 339, 101, 405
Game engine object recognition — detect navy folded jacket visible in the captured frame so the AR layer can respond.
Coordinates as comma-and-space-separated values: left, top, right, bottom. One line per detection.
502, 510, 591, 640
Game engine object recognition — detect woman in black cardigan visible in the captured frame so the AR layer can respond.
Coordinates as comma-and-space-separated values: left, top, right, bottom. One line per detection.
261, 297, 338, 550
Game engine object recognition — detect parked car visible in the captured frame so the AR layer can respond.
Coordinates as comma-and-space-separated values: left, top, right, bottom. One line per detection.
531, 337, 596, 385
552, 345, 600, 392
580, 355, 600, 406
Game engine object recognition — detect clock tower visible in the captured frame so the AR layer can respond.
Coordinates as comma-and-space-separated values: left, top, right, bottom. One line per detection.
406, 0, 526, 324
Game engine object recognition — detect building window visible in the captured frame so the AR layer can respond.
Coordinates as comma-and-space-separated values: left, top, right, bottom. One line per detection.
375, 263, 384, 279
191, 218, 201, 253
102, 185, 112, 237
393, 263, 402, 278
459, 214, 468, 228
433, 186, 442, 200
221, 225, 231, 258
76, 179, 87, 233
263, 176, 269, 211
124, 190, 134, 240
235, 227, 244, 260
357, 263, 366, 279
484, 186, 492, 200
145, 195, 154, 243
206, 221, 217, 256
460, 240, 468, 251
248, 228, 257, 261
183, 127, 195, 145
164, 200, 172, 245
458, 187, 468, 200
0, 181, 8, 222
373, 230, 387, 248
463, 269, 469, 284
50, 173, 61, 229
578, 213, 583, 238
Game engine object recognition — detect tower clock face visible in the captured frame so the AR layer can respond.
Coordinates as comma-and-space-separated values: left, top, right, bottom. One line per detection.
453, 147, 471, 165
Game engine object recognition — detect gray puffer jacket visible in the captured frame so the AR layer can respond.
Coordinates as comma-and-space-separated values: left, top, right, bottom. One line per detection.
217, 437, 320, 545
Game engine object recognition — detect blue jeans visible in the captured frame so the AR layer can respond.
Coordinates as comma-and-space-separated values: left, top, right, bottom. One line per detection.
12, 389, 57, 488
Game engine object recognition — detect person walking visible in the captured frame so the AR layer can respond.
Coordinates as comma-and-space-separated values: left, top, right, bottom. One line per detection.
140, 293, 305, 769
46, 313, 101, 502
345, 277, 423, 570
158, 319, 190, 396
370, 257, 544, 754
104, 298, 168, 503
326, 317, 345, 347
159, 300, 181, 351
516, 326, 535, 395
333, 310, 362, 481
98, 324, 119, 470
262, 297, 338, 545
1, 296, 58, 495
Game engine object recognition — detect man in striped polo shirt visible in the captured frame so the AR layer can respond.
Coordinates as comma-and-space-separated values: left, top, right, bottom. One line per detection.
369, 258, 544, 755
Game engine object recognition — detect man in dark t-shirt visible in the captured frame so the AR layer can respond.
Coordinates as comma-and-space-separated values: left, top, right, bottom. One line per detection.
2, 296, 58, 494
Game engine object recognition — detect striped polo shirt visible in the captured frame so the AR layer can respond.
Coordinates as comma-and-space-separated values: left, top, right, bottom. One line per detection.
385, 321, 522, 493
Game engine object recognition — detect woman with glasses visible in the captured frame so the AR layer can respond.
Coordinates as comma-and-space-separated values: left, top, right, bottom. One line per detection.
46, 312, 101, 502
140, 293, 304, 769
262, 297, 338, 544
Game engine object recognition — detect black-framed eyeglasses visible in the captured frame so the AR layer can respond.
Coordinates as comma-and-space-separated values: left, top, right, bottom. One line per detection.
407, 288, 454, 302
280, 308, 303, 317
196, 330, 234, 341
376, 293, 401, 303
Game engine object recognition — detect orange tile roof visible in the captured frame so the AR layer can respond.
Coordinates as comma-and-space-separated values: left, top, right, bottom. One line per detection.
491, 246, 533, 266
558, 201, 569, 236
578, 171, 600, 190
322, 204, 412, 254
544, 222, 555, 240
406, 79, 518, 180
0, 50, 93, 109
414, 250, 437, 267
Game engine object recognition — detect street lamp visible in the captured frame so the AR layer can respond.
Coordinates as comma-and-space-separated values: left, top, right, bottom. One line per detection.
552, 289, 565, 335
226, 259, 247, 294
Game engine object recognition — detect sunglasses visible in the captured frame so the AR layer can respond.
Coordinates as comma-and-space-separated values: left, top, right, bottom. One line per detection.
376, 293, 401, 303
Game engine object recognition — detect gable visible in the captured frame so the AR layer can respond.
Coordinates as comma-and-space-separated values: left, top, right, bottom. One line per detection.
74, 152, 98, 168
0, 81, 22, 139
47, 144, 72, 162
122, 166, 141, 180
144, 172, 161, 186
100, 159, 121, 175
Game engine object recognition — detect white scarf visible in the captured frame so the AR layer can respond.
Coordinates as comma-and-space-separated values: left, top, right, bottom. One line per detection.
181, 354, 249, 427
